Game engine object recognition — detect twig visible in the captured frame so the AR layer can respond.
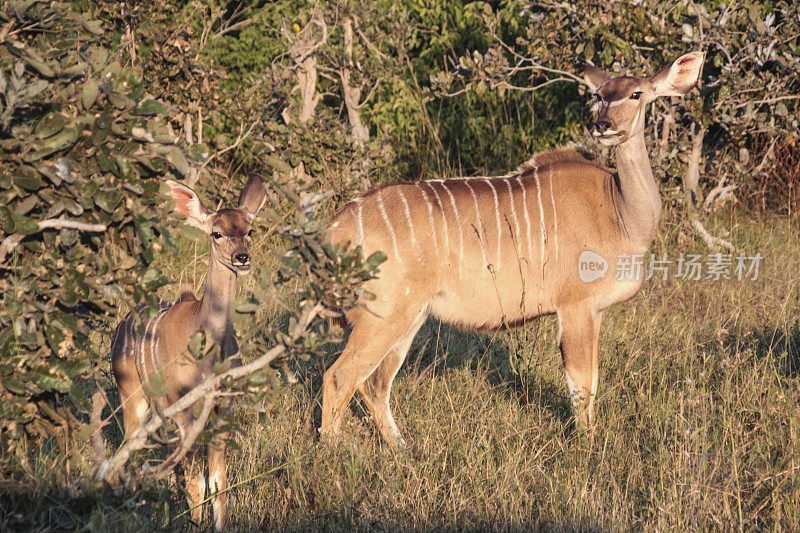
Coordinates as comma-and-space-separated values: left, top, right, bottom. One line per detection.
490, 32, 585, 85
201, 120, 258, 169
354, 17, 389, 61
493, 77, 574, 92
736, 94, 800, 109
0, 218, 107, 265
144, 393, 217, 479
690, 214, 737, 253
703, 177, 737, 210
753, 137, 777, 175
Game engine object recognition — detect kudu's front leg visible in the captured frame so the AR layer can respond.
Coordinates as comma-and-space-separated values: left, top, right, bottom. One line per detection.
557, 306, 603, 427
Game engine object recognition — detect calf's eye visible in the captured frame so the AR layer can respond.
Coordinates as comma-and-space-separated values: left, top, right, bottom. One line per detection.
630, 91, 642, 100
211, 231, 222, 239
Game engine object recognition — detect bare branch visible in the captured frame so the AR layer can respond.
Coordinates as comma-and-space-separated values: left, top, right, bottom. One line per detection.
489, 31, 585, 85
736, 94, 800, 109
494, 76, 574, 92
690, 215, 737, 253
201, 120, 259, 169
0, 218, 107, 266
145, 393, 218, 480
354, 16, 389, 61
703, 177, 737, 210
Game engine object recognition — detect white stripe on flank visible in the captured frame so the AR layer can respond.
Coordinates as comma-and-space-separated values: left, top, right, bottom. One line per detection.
377, 190, 402, 265
149, 306, 169, 374
439, 182, 464, 269
484, 179, 502, 272
464, 180, 482, 227
424, 182, 449, 252
134, 302, 147, 379
397, 188, 419, 259
128, 316, 137, 372
548, 167, 559, 262
534, 165, 547, 262
139, 319, 150, 381
348, 205, 360, 246
504, 178, 521, 257
464, 180, 490, 269
120, 319, 128, 358
516, 175, 533, 262
356, 201, 364, 246
417, 184, 439, 255
124, 315, 133, 363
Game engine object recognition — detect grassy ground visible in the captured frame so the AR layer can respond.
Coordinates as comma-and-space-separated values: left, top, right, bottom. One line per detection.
1, 205, 798, 531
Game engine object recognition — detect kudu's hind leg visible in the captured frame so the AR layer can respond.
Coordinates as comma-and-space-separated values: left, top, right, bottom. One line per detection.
183, 449, 206, 526
208, 431, 228, 531
358, 312, 427, 450
321, 309, 423, 440
557, 306, 603, 427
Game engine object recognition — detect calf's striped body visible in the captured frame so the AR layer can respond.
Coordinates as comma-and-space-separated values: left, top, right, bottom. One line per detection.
321, 52, 705, 449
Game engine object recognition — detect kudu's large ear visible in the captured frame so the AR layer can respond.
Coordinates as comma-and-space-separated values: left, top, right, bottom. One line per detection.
238, 173, 268, 220
165, 180, 213, 231
651, 51, 705, 97
583, 64, 611, 93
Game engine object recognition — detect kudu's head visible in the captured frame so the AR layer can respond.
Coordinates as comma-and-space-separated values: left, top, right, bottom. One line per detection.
166, 174, 267, 275
584, 52, 704, 146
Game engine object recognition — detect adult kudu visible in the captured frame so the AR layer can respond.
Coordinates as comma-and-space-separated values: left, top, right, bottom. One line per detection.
322, 52, 705, 450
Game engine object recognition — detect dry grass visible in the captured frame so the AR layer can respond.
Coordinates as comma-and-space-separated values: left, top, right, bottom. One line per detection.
2, 206, 798, 531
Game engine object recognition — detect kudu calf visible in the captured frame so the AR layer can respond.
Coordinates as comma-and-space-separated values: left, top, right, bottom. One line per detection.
111, 174, 266, 530
322, 52, 705, 450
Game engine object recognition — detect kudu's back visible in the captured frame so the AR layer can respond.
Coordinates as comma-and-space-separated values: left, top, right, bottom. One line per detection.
327, 149, 627, 330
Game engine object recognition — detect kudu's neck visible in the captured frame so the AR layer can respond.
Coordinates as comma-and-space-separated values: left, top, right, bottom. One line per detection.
198, 250, 238, 341
612, 130, 662, 245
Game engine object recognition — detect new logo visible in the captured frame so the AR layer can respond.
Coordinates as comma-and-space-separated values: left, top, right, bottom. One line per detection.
578, 250, 608, 282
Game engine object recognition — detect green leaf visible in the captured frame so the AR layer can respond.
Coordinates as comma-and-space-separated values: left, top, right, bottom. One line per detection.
81, 80, 100, 110
34, 113, 66, 139
13, 173, 43, 191
22, 57, 55, 78
33, 369, 71, 393
2, 376, 27, 395
11, 213, 40, 235
94, 190, 122, 213
133, 99, 167, 115
142, 373, 171, 397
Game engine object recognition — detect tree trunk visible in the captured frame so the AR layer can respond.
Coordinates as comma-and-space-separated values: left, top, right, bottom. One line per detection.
340, 16, 369, 146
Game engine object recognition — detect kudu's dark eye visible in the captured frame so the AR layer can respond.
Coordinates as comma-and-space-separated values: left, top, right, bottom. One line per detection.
594, 93, 602, 101
247, 229, 254, 237
630, 91, 642, 100
211, 231, 222, 239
